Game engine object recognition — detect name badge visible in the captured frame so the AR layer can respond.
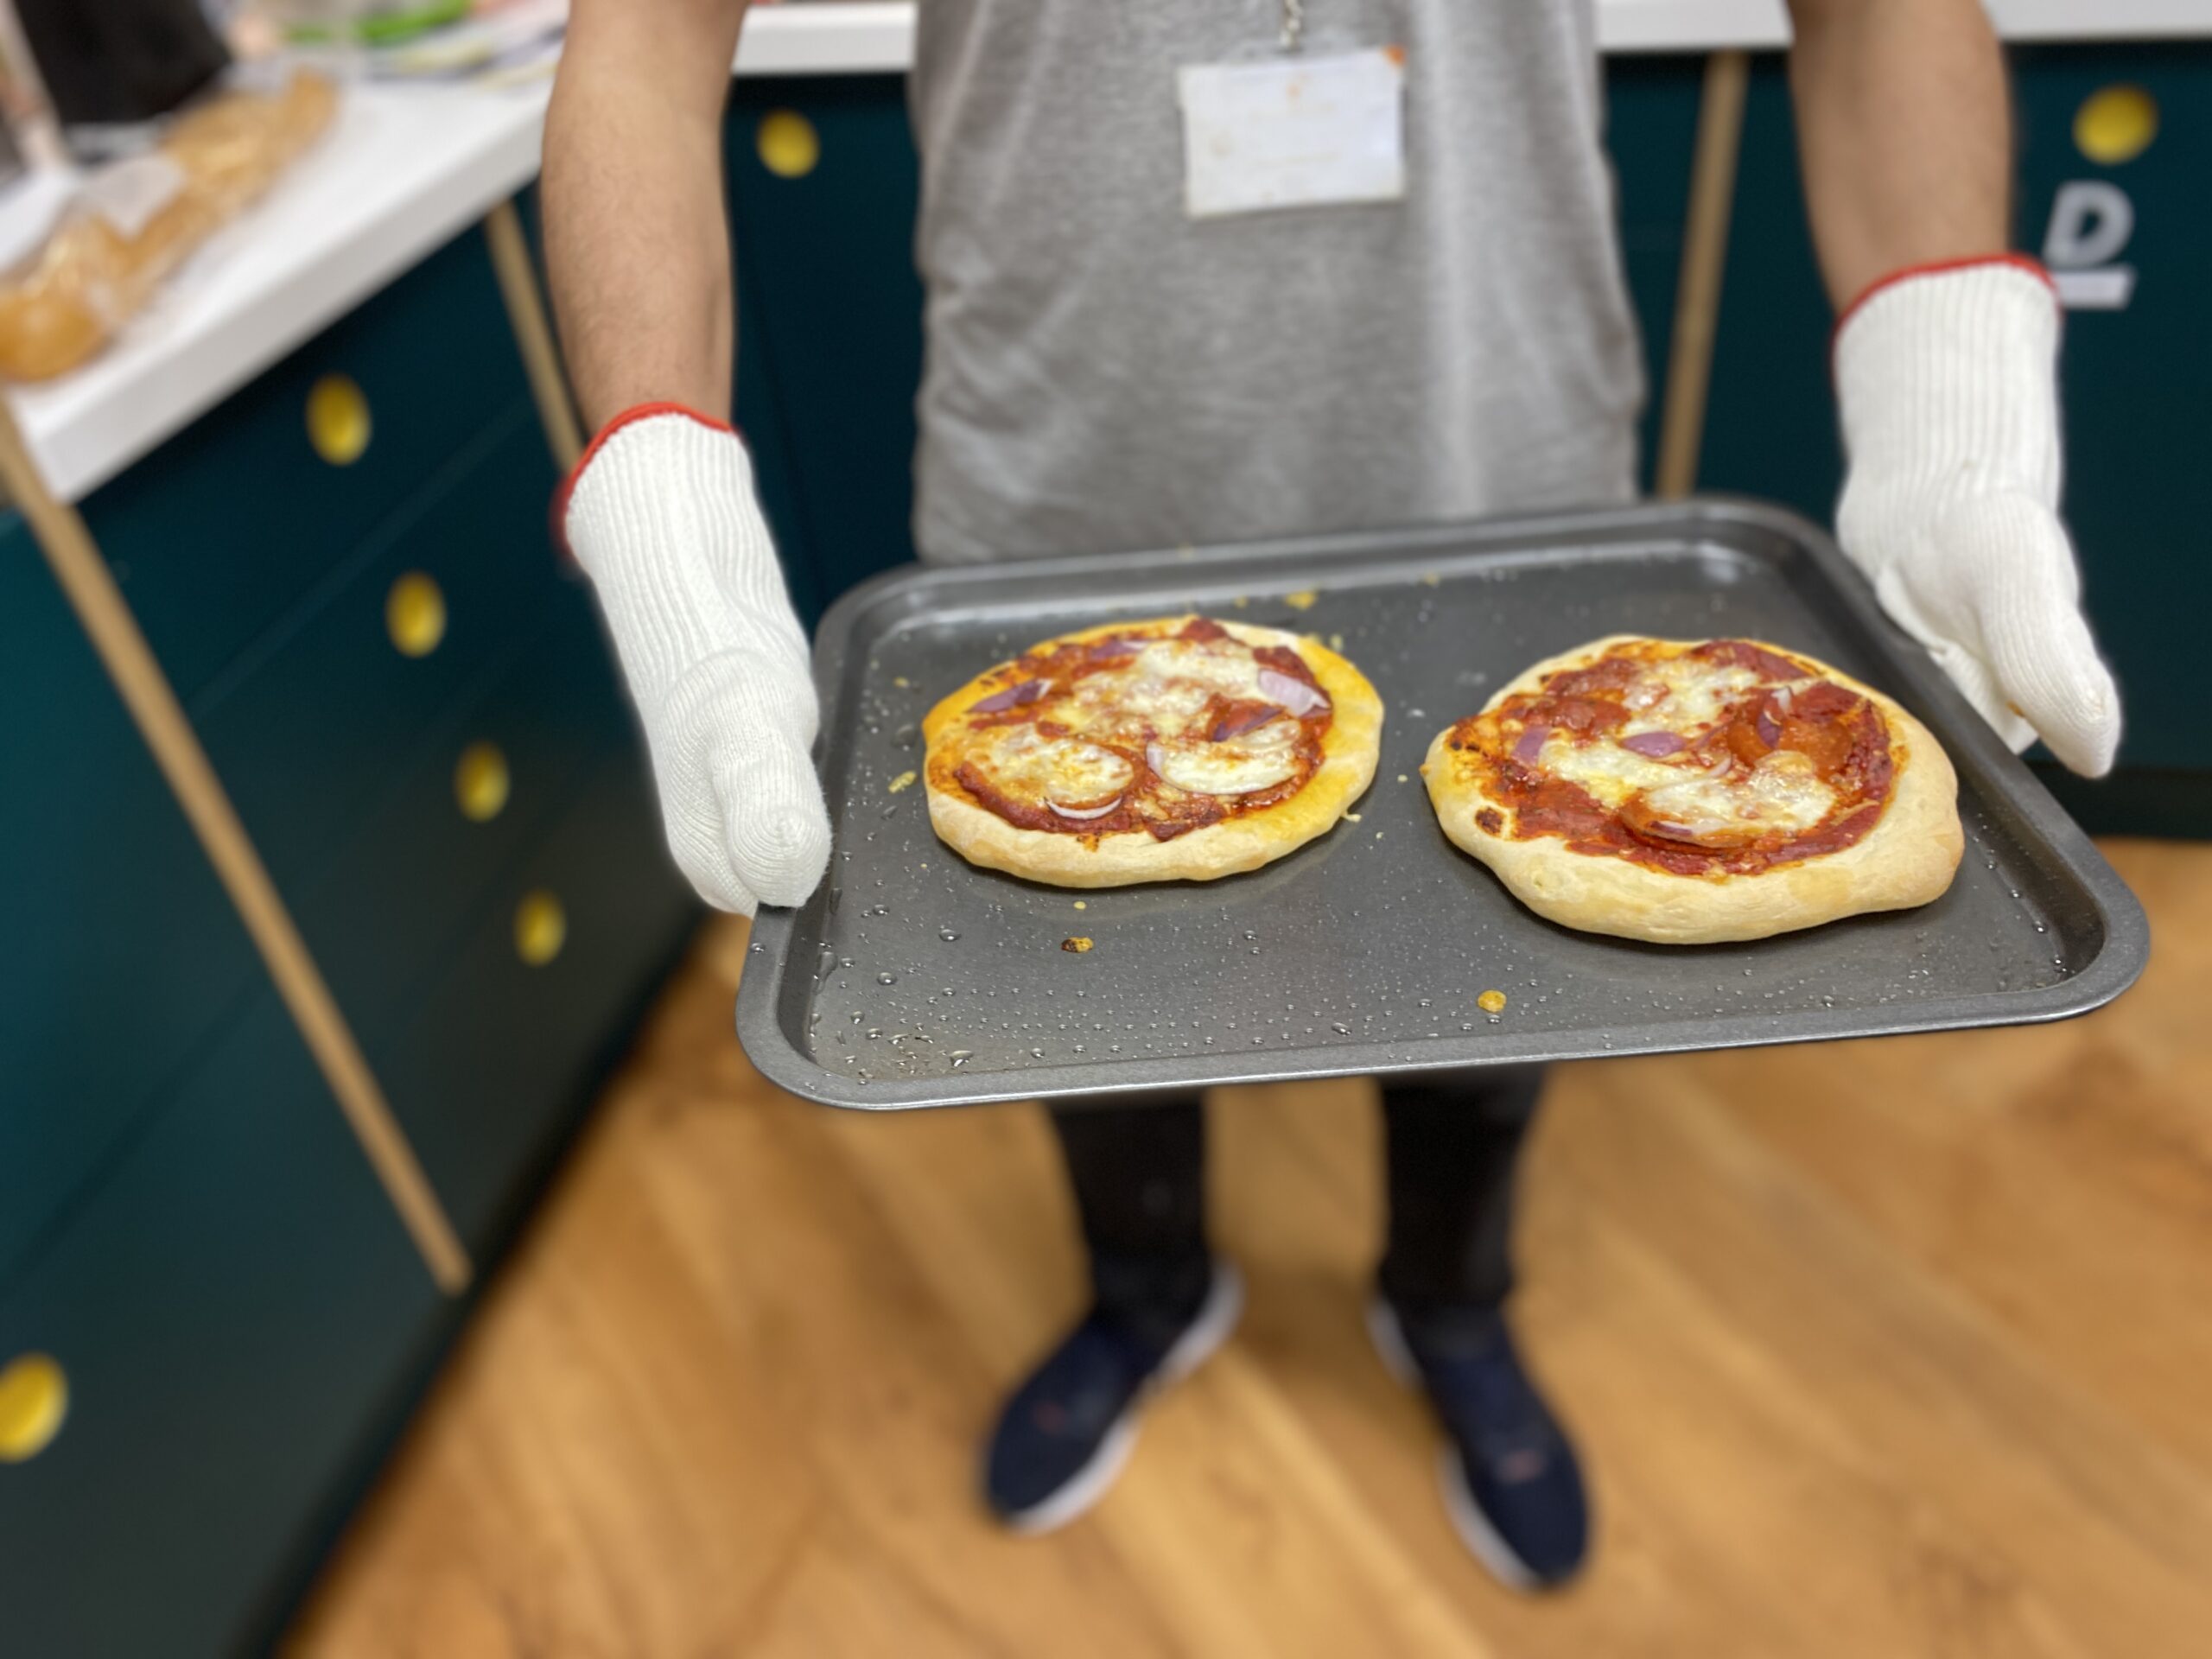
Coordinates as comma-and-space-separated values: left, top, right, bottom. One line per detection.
1177, 47, 1408, 221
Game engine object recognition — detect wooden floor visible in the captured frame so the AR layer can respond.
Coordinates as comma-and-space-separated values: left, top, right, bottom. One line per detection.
289, 840, 2212, 1659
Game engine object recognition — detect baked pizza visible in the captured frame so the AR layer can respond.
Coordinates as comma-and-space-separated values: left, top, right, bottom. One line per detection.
1422, 635, 1962, 944
923, 615, 1382, 887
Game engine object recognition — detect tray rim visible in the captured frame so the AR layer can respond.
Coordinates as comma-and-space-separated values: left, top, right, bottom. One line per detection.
737, 497, 2152, 1111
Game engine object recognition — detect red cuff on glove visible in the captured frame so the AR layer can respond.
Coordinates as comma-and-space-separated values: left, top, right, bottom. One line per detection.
550, 402, 741, 563
1831, 253, 2056, 355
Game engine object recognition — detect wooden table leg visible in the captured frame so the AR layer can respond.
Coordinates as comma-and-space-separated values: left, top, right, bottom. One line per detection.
1656, 49, 1751, 501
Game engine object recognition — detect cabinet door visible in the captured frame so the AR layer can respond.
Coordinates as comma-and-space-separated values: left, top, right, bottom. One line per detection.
0, 992, 443, 1658
194, 405, 563, 897
80, 226, 537, 706
289, 581, 631, 1044
368, 742, 697, 1254
0, 517, 260, 1283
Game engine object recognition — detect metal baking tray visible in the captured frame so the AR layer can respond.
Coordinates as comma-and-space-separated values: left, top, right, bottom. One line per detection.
736, 500, 2148, 1110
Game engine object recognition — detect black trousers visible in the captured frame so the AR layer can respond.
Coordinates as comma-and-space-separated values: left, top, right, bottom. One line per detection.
1048, 1069, 1546, 1346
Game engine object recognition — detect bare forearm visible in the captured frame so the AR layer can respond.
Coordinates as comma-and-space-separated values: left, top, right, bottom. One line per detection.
544, 0, 748, 429
1787, 0, 2012, 310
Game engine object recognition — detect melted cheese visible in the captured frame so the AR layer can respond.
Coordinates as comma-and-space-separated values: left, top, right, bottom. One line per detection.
1132, 638, 1270, 699
1639, 751, 1835, 839
1634, 656, 1773, 731
972, 726, 1134, 809
1645, 658, 1760, 729
1063, 674, 1210, 743
1541, 734, 1686, 810
1059, 636, 1271, 745
1152, 718, 1300, 796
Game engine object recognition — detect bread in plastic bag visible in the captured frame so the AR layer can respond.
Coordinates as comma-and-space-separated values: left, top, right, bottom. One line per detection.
0, 70, 338, 383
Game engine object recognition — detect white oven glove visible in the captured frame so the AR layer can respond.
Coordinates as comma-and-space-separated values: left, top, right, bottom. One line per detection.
1834, 257, 2120, 776
560, 405, 831, 914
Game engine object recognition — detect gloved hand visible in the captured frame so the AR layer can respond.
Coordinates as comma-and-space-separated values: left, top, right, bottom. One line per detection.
560, 405, 831, 913
1834, 257, 2120, 777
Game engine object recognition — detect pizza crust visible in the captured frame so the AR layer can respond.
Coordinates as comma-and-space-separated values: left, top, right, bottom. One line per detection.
1422, 635, 1963, 944
924, 618, 1382, 887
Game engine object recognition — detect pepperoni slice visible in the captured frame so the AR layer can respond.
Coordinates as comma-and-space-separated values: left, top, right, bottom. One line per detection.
1693, 639, 1809, 682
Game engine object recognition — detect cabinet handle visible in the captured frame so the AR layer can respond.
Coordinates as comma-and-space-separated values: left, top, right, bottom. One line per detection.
2075, 85, 2158, 165
386, 572, 446, 658
0, 1354, 67, 1464
307, 373, 372, 466
454, 741, 511, 823
514, 890, 566, 966
757, 110, 820, 179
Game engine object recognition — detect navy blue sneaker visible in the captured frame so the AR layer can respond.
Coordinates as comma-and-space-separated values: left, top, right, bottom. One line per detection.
984, 1262, 1243, 1533
1368, 1297, 1590, 1589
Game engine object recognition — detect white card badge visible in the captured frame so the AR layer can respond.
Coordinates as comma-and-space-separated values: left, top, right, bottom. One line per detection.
1178, 47, 1408, 221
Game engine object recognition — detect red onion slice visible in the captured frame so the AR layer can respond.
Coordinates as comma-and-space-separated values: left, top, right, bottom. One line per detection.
1146, 741, 1168, 777
1211, 703, 1282, 741
1771, 683, 1796, 715
1755, 705, 1782, 748
1513, 725, 1550, 763
1255, 667, 1328, 716
973, 678, 1046, 714
1048, 796, 1123, 821
1621, 730, 1685, 758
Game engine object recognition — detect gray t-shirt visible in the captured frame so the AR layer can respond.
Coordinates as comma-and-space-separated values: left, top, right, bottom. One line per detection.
906, 0, 1644, 565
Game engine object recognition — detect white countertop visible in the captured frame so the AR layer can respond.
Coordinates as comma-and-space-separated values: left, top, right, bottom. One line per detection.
6, 81, 551, 505
8, 0, 2207, 505
1602, 0, 2212, 49
751, 1, 2212, 65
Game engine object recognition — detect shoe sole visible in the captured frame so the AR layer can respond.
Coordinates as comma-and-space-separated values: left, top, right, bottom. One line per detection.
1001, 1262, 1246, 1536
1364, 1298, 1541, 1593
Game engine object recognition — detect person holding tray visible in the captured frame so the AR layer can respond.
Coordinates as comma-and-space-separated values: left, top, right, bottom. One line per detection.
542, 0, 2120, 1589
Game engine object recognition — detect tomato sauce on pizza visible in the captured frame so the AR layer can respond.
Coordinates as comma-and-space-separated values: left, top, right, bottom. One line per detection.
1441, 639, 1899, 876
930, 617, 1338, 842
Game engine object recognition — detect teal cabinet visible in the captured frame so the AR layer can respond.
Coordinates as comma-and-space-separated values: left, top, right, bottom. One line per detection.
289, 580, 627, 1043
82, 231, 532, 706
195, 404, 559, 894
3, 207, 697, 1654
367, 741, 694, 1251
0, 518, 260, 1285
0, 994, 441, 1658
